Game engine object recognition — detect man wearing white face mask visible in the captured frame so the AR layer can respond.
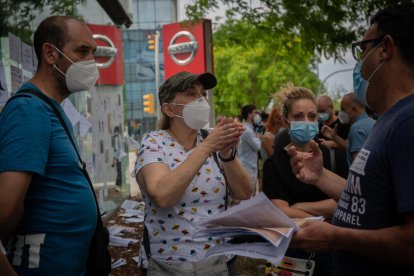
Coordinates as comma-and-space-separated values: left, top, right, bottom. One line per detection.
316, 95, 350, 143
321, 93, 375, 165
288, 3, 414, 276
237, 104, 262, 193
0, 16, 102, 275
134, 71, 253, 275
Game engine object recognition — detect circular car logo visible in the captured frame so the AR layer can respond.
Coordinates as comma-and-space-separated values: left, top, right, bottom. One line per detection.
168, 31, 198, 66
93, 34, 118, 69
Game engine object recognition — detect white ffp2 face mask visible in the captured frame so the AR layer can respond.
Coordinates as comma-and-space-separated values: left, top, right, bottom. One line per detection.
172, 97, 211, 130
338, 110, 350, 124
50, 44, 99, 93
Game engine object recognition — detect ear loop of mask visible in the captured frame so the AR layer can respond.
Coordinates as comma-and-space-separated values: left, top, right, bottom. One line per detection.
167, 102, 184, 119
46, 43, 76, 65
46, 43, 74, 77
363, 42, 385, 82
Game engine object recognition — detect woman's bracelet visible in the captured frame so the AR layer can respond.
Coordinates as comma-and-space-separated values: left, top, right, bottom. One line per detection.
219, 147, 236, 162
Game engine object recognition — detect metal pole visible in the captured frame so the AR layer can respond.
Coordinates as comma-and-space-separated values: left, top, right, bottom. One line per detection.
154, 31, 160, 121
317, 68, 353, 96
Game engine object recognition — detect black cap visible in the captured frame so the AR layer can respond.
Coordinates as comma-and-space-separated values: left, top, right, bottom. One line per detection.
158, 71, 217, 104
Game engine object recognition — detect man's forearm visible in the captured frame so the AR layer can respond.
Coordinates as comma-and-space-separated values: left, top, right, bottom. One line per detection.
292, 199, 337, 217
332, 135, 348, 152
315, 169, 346, 202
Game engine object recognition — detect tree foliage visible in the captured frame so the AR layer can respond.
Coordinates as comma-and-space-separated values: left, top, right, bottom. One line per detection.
186, 0, 409, 60
213, 20, 320, 116
0, 0, 85, 43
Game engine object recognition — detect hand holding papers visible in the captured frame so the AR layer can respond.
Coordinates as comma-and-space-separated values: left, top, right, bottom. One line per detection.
194, 193, 322, 265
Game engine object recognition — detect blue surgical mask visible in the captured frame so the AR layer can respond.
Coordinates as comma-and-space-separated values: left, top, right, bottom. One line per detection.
353, 42, 384, 106
318, 113, 329, 123
289, 121, 319, 145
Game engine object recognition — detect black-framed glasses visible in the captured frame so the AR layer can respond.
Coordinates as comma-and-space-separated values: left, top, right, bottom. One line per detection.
351, 37, 383, 61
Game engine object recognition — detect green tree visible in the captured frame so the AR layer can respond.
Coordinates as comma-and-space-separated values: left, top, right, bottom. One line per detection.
213, 20, 320, 116
0, 0, 85, 43
186, 0, 409, 60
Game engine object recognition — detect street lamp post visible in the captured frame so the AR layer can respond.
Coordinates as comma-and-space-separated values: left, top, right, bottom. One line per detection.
154, 31, 160, 121
317, 68, 354, 96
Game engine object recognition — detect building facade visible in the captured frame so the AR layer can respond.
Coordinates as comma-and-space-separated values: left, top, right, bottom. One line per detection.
124, 0, 177, 140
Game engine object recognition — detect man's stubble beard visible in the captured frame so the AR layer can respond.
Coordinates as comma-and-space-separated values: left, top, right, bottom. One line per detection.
52, 61, 71, 98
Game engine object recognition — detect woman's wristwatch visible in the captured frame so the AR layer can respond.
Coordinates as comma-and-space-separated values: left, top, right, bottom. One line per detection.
219, 147, 237, 162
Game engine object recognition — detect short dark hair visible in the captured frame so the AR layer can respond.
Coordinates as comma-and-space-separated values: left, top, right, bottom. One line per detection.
371, 3, 414, 68
33, 16, 74, 68
343, 92, 364, 109
241, 104, 256, 120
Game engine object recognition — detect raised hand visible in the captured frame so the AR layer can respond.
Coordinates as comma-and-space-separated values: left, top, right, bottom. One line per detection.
201, 117, 244, 154
321, 124, 337, 140
287, 140, 323, 185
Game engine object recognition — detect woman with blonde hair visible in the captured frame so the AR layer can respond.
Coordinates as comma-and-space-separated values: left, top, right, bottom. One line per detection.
263, 83, 337, 276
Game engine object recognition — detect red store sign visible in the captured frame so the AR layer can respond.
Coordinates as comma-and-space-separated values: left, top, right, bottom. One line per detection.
87, 23, 124, 85
162, 19, 214, 79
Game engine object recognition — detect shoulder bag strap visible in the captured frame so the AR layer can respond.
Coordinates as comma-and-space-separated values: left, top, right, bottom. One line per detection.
16, 89, 103, 228
200, 129, 229, 210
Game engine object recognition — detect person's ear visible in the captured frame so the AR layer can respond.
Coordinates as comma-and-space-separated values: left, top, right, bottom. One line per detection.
43, 43, 59, 65
379, 35, 394, 62
161, 103, 175, 118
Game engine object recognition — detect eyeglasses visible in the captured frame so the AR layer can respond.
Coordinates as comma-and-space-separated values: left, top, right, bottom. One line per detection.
351, 37, 383, 61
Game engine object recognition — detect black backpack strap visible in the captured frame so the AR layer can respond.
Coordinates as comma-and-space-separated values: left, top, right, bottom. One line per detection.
16, 89, 103, 228
142, 225, 152, 260
200, 129, 229, 210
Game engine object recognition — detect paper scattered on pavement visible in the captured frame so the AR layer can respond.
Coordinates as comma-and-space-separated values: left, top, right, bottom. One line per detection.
121, 199, 139, 210
132, 256, 140, 264
108, 225, 136, 236
124, 217, 144, 223
111, 258, 127, 269
109, 235, 139, 247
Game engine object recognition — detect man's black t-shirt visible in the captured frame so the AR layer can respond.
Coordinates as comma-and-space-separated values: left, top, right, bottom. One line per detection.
318, 118, 350, 140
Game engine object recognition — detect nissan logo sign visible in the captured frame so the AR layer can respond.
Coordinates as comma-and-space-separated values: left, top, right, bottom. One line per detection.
93, 34, 118, 69
168, 31, 198, 66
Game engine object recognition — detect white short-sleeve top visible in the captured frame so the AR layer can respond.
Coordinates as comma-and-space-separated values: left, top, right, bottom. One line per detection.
134, 130, 228, 266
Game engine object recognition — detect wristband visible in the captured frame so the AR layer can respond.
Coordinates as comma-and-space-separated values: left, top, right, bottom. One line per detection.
219, 147, 236, 162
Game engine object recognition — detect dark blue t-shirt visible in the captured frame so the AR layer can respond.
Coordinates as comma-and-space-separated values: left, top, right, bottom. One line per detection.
332, 94, 414, 275
0, 83, 97, 275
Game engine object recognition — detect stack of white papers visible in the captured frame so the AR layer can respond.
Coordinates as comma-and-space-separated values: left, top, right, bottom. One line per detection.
195, 192, 322, 265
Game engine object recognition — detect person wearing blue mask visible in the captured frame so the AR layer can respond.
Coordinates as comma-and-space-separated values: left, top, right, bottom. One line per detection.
288, 3, 414, 276
263, 84, 339, 276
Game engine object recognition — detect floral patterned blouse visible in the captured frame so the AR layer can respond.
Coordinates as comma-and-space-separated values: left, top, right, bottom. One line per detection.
134, 129, 229, 267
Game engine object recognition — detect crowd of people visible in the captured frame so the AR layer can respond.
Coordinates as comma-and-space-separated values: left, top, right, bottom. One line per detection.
1, 2, 414, 276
